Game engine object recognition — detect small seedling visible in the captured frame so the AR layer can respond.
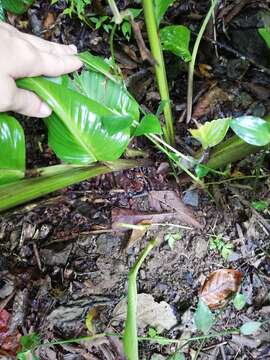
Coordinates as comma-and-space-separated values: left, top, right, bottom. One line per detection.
165, 232, 182, 249
251, 200, 268, 212
233, 293, 246, 311
209, 235, 233, 261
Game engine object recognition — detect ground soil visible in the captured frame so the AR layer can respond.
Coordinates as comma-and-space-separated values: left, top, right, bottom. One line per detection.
0, 1, 270, 359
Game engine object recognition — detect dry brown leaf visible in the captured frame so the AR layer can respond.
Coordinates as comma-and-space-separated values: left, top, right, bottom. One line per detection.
112, 293, 177, 332
193, 86, 230, 119
199, 269, 242, 309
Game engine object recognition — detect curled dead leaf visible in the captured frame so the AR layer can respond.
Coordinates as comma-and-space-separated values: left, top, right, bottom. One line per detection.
199, 269, 242, 309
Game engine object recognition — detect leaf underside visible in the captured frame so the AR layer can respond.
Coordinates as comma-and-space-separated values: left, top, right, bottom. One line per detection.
0, 114, 25, 185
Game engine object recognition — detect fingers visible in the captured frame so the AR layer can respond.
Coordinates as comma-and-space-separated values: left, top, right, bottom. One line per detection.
0, 76, 52, 118
29, 51, 83, 77
21, 32, 78, 56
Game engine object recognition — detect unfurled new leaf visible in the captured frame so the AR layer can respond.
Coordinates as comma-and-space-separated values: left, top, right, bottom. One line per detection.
160, 25, 191, 62
194, 298, 213, 335
189, 118, 231, 149
230, 116, 270, 146
0, 114, 25, 185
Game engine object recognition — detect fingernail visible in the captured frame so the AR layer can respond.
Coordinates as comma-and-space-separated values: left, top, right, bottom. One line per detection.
39, 102, 52, 117
69, 44, 78, 54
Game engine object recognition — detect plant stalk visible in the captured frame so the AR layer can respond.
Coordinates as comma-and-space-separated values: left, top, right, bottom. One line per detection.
0, 161, 137, 212
142, 0, 175, 145
186, 0, 218, 122
123, 239, 158, 360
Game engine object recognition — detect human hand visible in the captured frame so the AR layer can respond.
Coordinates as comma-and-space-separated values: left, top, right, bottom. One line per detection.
0, 23, 82, 118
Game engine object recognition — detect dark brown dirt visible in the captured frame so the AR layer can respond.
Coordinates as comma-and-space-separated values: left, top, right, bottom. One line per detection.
1, 1, 270, 359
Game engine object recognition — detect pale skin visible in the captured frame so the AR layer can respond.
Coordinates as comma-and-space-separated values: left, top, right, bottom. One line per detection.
0, 22, 83, 118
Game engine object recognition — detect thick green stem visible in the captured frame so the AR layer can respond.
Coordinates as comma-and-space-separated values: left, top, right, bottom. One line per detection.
123, 239, 158, 360
142, 0, 175, 145
0, 160, 137, 212
205, 115, 270, 169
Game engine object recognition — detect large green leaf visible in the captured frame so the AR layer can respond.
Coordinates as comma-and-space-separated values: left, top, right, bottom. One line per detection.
160, 25, 191, 62
2, 0, 34, 14
17, 70, 139, 164
0, 113, 25, 185
230, 116, 270, 146
78, 52, 121, 84
0, 160, 138, 212
190, 118, 231, 149
154, 0, 175, 24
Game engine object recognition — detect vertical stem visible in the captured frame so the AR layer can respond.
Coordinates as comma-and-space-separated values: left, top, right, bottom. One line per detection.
107, 0, 122, 24
186, 0, 218, 123
142, 0, 175, 146
123, 239, 158, 360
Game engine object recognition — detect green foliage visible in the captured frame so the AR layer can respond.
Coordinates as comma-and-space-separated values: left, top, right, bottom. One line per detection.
1, 0, 34, 14
164, 232, 182, 249
51, 0, 91, 19
17, 71, 138, 164
160, 25, 192, 62
0, 1, 5, 21
0, 114, 25, 185
251, 200, 268, 212
233, 293, 246, 311
190, 118, 231, 149
258, 28, 270, 49
230, 116, 270, 146
240, 321, 262, 335
78, 51, 120, 84
190, 116, 270, 149
134, 114, 162, 136
195, 164, 210, 178
17, 333, 40, 360
154, 0, 175, 24
194, 299, 213, 335
210, 235, 233, 261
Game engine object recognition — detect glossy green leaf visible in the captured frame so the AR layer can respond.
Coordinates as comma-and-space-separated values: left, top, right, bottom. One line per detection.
78, 51, 121, 84
154, 0, 175, 24
190, 118, 231, 149
194, 298, 213, 335
0, 114, 25, 185
233, 293, 246, 311
251, 200, 268, 212
240, 321, 262, 335
259, 28, 270, 49
2, 0, 34, 14
230, 116, 270, 146
160, 25, 191, 62
17, 69, 139, 164
134, 114, 162, 136
0, 1, 5, 21
195, 164, 210, 178
20, 333, 40, 352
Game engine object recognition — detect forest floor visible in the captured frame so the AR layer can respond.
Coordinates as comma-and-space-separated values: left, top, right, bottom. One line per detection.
0, 1, 270, 359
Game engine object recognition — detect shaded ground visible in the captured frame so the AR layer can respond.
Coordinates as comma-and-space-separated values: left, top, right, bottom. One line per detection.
1, 1, 270, 359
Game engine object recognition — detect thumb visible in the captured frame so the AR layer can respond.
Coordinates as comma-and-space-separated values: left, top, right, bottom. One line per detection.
11, 86, 52, 118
